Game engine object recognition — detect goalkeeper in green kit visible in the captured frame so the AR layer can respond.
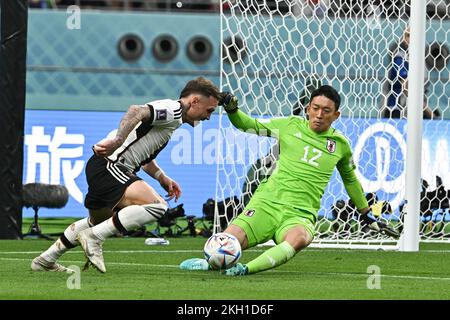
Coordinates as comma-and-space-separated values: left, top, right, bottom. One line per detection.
180, 85, 399, 276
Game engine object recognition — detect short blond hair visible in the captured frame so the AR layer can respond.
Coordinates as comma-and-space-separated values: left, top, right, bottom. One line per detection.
179, 77, 221, 100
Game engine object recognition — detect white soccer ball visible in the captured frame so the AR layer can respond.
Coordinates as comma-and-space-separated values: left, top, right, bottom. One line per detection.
203, 232, 241, 270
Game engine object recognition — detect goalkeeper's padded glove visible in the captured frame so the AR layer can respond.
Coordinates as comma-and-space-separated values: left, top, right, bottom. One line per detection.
219, 92, 239, 113
360, 212, 400, 239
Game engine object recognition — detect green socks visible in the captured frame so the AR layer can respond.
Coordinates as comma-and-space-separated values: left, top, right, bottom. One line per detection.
246, 241, 296, 274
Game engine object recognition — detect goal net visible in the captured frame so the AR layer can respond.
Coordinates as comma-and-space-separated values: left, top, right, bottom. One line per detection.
216, 0, 450, 249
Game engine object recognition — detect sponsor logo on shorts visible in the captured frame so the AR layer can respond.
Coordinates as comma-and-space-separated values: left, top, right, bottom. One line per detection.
244, 209, 255, 217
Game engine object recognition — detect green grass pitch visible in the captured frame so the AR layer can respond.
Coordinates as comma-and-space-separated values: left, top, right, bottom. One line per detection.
0, 234, 449, 300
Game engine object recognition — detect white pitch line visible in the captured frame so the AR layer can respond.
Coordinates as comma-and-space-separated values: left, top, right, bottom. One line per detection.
272, 270, 450, 281
0, 249, 265, 254
0, 248, 449, 254
304, 249, 450, 253
0, 250, 203, 254
0, 257, 179, 268
0, 251, 44, 254
2, 257, 449, 282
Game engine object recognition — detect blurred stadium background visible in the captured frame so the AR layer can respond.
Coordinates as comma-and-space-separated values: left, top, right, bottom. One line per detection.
0, 0, 449, 300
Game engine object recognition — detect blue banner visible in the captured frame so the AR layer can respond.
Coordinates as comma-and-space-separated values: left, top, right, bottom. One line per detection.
325, 118, 450, 219
23, 110, 450, 219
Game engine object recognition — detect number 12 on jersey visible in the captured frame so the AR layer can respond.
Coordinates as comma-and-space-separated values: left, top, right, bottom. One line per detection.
301, 146, 322, 167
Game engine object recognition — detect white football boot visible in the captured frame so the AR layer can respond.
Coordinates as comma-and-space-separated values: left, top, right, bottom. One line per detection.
77, 229, 106, 273
31, 256, 74, 273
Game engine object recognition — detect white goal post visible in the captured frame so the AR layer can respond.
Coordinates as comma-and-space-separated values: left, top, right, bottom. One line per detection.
216, 0, 450, 251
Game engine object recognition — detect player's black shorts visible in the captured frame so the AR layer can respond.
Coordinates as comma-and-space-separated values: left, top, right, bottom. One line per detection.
84, 154, 142, 210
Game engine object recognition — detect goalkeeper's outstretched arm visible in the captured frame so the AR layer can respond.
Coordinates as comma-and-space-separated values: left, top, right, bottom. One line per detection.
338, 155, 400, 239
219, 92, 260, 131
218, 92, 282, 137
346, 180, 399, 239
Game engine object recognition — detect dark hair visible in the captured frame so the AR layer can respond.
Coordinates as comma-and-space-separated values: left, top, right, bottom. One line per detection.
179, 77, 221, 100
310, 85, 341, 110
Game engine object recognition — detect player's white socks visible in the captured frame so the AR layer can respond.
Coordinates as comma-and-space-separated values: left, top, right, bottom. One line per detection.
41, 217, 93, 263
91, 203, 168, 241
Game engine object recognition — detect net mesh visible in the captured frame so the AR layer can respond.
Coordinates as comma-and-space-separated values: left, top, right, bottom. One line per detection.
216, 0, 450, 248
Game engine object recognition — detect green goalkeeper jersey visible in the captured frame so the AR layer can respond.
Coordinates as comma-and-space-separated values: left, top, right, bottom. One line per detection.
228, 110, 368, 219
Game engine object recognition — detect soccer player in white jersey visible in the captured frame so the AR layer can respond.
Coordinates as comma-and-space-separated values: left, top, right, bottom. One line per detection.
31, 77, 222, 273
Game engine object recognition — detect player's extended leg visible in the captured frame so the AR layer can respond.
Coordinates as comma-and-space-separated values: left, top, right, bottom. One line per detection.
225, 224, 313, 276
31, 208, 113, 272
77, 180, 168, 273
179, 199, 277, 272
179, 224, 250, 271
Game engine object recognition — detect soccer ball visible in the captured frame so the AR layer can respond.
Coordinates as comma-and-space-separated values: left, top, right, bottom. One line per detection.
203, 232, 241, 270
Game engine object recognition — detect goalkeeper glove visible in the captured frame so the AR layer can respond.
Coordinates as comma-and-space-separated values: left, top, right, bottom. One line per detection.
360, 212, 400, 239
219, 92, 239, 113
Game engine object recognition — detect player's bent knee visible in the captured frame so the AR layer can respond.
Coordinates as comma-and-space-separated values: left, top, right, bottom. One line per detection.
284, 228, 312, 252
142, 202, 168, 217
89, 208, 114, 225
224, 224, 248, 249
157, 198, 168, 207
120, 180, 167, 207
116, 203, 168, 232
297, 236, 312, 251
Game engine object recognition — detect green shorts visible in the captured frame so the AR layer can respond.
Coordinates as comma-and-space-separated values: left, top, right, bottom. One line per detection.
230, 198, 316, 248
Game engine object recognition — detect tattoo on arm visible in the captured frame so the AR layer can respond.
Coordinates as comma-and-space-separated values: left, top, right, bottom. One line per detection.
115, 105, 150, 144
